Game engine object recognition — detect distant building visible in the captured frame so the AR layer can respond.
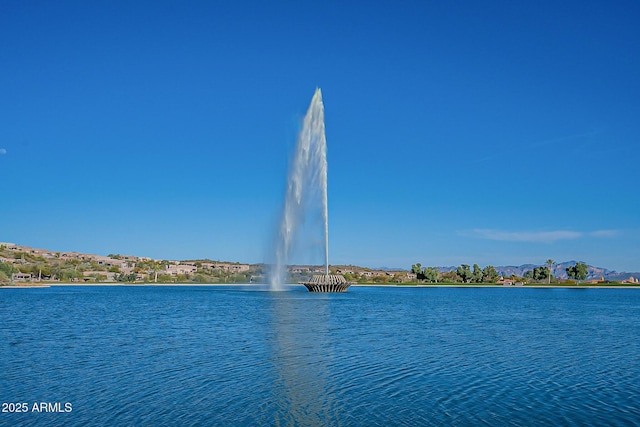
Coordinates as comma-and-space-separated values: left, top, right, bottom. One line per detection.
164, 264, 198, 276
497, 277, 524, 286
211, 263, 250, 273
92, 255, 127, 269
12, 273, 33, 282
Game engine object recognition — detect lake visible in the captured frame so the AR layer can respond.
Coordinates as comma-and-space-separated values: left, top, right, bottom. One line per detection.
1, 285, 639, 426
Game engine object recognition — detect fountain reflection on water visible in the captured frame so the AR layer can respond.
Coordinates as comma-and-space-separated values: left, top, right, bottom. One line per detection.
267, 293, 346, 425
270, 88, 329, 290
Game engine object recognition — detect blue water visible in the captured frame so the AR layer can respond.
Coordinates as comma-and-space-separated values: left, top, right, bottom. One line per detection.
1, 286, 639, 426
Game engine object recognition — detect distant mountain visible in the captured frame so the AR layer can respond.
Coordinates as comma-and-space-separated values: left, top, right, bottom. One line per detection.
375, 266, 407, 272
498, 262, 638, 281
433, 262, 639, 281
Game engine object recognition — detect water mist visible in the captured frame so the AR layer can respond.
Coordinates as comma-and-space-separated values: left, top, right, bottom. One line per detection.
270, 88, 329, 289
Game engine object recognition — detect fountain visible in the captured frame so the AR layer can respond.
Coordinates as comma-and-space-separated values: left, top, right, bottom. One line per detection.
269, 88, 350, 292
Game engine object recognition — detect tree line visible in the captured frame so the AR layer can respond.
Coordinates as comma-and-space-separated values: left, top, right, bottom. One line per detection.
411, 263, 500, 283
522, 260, 589, 283
410, 260, 590, 284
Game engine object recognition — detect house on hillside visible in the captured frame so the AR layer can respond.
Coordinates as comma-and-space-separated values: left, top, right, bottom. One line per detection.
372, 270, 392, 277
93, 255, 127, 269
165, 264, 198, 276
212, 263, 250, 273
12, 273, 33, 282
59, 252, 84, 260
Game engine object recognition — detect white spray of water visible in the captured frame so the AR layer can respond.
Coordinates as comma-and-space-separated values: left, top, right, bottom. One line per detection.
270, 88, 329, 289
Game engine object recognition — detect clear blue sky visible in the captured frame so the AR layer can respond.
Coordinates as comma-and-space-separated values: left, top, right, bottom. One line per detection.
1, 1, 639, 272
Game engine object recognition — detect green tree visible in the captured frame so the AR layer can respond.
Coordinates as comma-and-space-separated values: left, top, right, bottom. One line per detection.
525, 266, 549, 282
34, 263, 51, 280
0, 270, 10, 285
472, 264, 483, 283
533, 266, 549, 281
193, 274, 208, 283
456, 264, 472, 283
578, 263, 587, 281
410, 264, 439, 283
115, 272, 137, 282
440, 270, 460, 283
57, 268, 83, 282
411, 263, 422, 281
372, 274, 388, 284
343, 272, 355, 282
0, 261, 16, 277
482, 265, 499, 283
545, 259, 555, 284
566, 262, 589, 283
157, 274, 174, 283
150, 263, 162, 283
423, 267, 439, 283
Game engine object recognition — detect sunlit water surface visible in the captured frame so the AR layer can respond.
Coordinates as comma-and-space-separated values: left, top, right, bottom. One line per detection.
1, 286, 639, 426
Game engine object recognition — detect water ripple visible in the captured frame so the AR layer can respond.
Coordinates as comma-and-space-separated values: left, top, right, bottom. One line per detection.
1, 286, 639, 426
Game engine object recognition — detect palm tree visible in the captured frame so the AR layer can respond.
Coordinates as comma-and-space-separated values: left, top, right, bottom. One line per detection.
546, 259, 555, 284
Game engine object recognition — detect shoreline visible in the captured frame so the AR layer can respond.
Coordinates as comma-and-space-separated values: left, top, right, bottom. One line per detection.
355, 284, 640, 289
0, 282, 258, 288
2, 283, 640, 289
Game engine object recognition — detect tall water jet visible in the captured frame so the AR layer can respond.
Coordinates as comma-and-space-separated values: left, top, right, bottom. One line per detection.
270, 88, 330, 290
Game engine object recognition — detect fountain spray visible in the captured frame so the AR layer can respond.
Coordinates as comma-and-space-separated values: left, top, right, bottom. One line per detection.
270, 88, 329, 289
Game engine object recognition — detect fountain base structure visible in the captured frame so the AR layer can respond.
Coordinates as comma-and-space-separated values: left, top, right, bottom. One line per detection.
301, 274, 352, 293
